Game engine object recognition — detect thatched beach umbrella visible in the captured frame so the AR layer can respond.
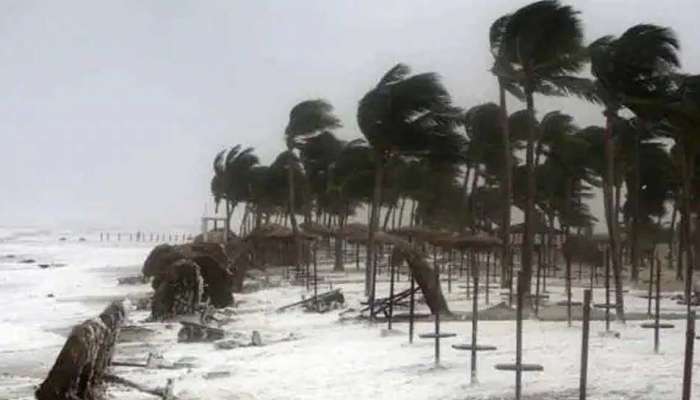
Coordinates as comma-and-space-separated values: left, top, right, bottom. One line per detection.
300, 221, 333, 238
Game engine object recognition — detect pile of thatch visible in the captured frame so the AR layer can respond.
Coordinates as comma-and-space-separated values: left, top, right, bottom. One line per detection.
35, 302, 125, 400
247, 223, 317, 242
142, 242, 241, 317
245, 223, 315, 267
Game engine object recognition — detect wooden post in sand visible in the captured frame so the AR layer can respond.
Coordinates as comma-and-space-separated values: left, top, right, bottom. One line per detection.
579, 289, 592, 400
409, 270, 415, 344
681, 310, 695, 400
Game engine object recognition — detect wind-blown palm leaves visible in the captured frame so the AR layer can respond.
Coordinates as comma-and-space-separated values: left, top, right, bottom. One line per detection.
495, 0, 589, 301
210, 145, 259, 232
357, 63, 465, 298
589, 23, 681, 319
283, 100, 341, 272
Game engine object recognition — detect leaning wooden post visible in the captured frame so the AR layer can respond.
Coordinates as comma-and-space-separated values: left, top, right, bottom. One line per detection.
579, 289, 592, 400
681, 310, 695, 400
387, 253, 396, 331
448, 257, 452, 294
409, 270, 416, 344
471, 256, 480, 383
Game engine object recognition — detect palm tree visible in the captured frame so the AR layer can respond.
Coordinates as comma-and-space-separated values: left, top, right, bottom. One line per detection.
283, 100, 341, 273
589, 24, 681, 320
357, 63, 463, 298
489, 14, 525, 288
497, 0, 589, 301
210, 145, 259, 233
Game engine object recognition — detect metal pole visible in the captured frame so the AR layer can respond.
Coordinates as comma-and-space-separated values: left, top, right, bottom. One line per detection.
681, 310, 695, 400
579, 289, 592, 400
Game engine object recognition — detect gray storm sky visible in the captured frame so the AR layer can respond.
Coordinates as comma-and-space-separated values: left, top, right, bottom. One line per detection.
1, 0, 699, 230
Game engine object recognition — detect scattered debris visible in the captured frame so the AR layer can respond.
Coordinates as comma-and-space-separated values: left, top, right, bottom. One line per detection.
118, 275, 147, 285
177, 321, 225, 343
204, 371, 231, 380
276, 289, 345, 313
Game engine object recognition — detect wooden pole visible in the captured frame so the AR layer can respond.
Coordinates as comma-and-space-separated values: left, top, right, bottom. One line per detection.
485, 250, 491, 305
654, 256, 661, 353
605, 247, 611, 333
388, 254, 395, 331
579, 289, 592, 400
567, 253, 573, 328
647, 256, 654, 317
515, 270, 523, 400
434, 245, 441, 364
681, 310, 695, 400
313, 245, 318, 310
448, 258, 452, 294
409, 271, 415, 344
535, 247, 542, 317
471, 254, 480, 383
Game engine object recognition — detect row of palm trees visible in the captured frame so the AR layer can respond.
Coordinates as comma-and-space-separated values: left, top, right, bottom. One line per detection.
211, 0, 699, 320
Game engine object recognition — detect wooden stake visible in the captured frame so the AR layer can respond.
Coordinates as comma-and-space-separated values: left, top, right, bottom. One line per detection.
409, 271, 415, 344
471, 255, 480, 383
579, 289, 592, 400
681, 310, 695, 400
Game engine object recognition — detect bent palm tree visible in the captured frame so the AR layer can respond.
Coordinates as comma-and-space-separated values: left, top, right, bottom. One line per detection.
357, 63, 463, 299
497, 0, 589, 302
589, 24, 681, 320
210, 145, 259, 233
284, 100, 341, 273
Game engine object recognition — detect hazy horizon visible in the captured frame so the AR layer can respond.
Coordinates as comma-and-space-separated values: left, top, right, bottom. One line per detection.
2, 0, 699, 230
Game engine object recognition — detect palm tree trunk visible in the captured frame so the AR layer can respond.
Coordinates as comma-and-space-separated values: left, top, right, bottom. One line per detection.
603, 113, 625, 322
521, 88, 536, 304
469, 167, 480, 229
670, 201, 679, 280
461, 162, 472, 232
680, 140, 696, 313
631, 134, 641, 282
499, 81, 513, 289
334, 211, 345, 272
383, 204, 393, 230
398, 197, 406, 228
287, 150, 302, 274
366, 156, 385, 297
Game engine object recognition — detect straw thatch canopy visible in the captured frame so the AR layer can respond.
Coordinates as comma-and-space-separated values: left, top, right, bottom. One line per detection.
432, 232, 502, 250
333, 223, 400, 245
390, 226, 453, 244
245, 223, 317, 242
300, 221, 333, 237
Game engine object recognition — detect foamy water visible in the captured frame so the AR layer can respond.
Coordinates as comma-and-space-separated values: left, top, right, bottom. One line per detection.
0, 227, 152, 382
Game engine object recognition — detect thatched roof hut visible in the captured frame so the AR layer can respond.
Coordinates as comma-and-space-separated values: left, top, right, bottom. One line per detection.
333, 223, 400, 245
300, 221, 333, 238
245, 223, 317, 242
432, 232, 502, 250
390, 226, 454, 244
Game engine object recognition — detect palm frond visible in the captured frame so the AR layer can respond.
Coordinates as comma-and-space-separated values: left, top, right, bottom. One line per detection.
285, 99, 341, 140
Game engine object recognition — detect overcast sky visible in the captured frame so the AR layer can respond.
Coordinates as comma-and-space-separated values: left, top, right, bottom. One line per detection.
1, 0, 699, 230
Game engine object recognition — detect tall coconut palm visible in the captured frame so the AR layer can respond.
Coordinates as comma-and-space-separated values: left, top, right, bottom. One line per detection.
283, 100, 341, 273
489, 14, 525, 288
589, 24, 681, 320
497, 0, 590, 302
357, 63, 463, 298
210, 145, 259, 233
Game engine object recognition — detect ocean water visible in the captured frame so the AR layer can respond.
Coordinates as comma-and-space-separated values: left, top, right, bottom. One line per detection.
0, 227, 152, 381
